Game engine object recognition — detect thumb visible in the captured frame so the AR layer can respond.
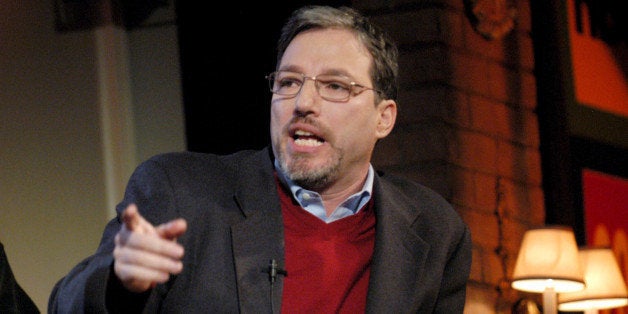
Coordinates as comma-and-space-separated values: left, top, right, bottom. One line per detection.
156, 218, 188, 240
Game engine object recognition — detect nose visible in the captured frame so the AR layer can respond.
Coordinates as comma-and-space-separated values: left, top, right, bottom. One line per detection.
294, 78, 320, 116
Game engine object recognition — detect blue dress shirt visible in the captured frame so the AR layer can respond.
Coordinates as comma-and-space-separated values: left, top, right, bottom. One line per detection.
274, 160, 374, 223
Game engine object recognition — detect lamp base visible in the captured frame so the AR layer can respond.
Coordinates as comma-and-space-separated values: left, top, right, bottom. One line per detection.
542, 286, 557, 314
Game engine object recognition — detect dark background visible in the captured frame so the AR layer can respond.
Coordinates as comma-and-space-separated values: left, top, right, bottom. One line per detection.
174, 1, 349, 154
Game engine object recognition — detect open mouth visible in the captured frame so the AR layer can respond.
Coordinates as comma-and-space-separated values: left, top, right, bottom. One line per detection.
293, 129, 324, 147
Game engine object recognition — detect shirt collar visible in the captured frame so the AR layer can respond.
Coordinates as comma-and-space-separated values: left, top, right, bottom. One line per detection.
274, 160, 374, 221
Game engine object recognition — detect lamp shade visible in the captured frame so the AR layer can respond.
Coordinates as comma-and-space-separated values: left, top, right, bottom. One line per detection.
511, 226, 585, 293
558, 247, 628, 311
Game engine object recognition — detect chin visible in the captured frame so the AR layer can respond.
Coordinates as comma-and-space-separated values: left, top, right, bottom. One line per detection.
284, 157, 339, 190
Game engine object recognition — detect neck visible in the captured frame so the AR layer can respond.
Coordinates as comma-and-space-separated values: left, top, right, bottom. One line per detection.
318, 167, 370, 216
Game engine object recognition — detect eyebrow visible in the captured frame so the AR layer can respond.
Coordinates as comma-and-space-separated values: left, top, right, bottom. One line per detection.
277, 65, 301, 73
277, 66, 355, 80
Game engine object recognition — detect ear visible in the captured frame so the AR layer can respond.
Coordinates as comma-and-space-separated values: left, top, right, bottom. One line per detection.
375, 99, 397, 139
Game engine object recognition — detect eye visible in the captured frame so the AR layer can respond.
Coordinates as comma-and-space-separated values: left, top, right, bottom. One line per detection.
320, 79, 351, 92
275, 73, 303, 93
278, 77, 302, 89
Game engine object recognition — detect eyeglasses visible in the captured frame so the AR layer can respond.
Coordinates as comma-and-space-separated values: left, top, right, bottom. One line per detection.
266, 71, 381, 102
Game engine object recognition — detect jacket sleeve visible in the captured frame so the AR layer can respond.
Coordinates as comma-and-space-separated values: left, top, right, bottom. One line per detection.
48, 156, 181, 313
47, 218, 127, 313
433, 224, 472, 313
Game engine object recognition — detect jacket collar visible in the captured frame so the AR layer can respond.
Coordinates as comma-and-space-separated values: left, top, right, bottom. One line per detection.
366, 173, 430, 312
229, 149, 430, 312
230, 147, 285, 313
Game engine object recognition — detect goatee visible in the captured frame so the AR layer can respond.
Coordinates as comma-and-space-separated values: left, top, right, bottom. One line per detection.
279, 152, 341, 191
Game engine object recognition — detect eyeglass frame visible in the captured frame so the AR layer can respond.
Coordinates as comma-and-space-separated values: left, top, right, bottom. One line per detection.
265, 70, 383, 102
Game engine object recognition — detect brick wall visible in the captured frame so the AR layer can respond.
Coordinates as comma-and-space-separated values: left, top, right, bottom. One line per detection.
355, 1, 544, 312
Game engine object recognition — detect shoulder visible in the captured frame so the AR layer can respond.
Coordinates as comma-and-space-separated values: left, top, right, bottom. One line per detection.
145, 148, 265, 166
374, 170, 467, 232
138, 148, 271, 175
375, 171, 450, 210
123, 148, 273, 197
375, 170, 471, 254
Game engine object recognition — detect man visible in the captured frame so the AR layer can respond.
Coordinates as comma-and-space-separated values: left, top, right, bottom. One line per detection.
49, 5, 471, 313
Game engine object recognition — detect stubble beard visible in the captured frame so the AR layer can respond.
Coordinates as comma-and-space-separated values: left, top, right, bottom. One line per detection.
278, 149, 342, 191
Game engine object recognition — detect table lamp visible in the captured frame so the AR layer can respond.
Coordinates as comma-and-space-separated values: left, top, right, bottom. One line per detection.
511, 226, 585, 314
558, 247, 628, 314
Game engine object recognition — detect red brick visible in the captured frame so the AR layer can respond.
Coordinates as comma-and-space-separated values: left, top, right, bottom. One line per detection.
486, 63, 537, 109
485, 251, 507, 286
498, 178, 545, 225
519, 71, 537, 109
464, 283, 500, 314
501, 108, 539, 147
468, 96, 539, 147
515, 32, 535, 71
495, 141, 542, 185
474, 172, 499, 211
459, 209, 499, 249
515, 0, 532, 33
469, 95, 510, 138
442, 9, 465, 48
361, 3, 543, 312
449, 167, 477, 209
397, 86, 472, 127
469, 245, 484, 282
463, 22, 510, 62
449, 130, 498, 173
448, 51, 492, 95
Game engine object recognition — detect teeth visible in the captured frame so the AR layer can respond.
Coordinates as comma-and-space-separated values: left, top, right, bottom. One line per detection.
293, 129, 322, 147
295, 138, 322, 147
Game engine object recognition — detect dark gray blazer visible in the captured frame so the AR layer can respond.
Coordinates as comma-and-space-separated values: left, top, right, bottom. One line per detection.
49, 147, 472, 313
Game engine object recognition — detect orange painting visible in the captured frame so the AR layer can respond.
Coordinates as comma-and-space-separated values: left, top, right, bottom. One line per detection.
568, 0, 628, 118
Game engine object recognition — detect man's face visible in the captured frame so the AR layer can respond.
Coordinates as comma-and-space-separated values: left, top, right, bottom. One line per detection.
270, 28, 396, 192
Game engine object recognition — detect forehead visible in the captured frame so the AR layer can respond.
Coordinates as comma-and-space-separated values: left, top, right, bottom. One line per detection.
279, 28, 372, 79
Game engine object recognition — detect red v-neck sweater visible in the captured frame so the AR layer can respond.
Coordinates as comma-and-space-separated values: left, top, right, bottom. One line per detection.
277, 181, 376, 313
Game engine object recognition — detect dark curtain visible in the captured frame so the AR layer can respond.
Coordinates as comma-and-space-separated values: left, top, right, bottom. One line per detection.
174, 1, 349, 154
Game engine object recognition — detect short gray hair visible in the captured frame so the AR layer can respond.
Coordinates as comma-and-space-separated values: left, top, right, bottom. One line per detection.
276, 6, 399, 101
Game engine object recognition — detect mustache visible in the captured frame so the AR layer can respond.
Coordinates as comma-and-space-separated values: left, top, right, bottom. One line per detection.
284, 116, 333, 143
289, 116, 318, 127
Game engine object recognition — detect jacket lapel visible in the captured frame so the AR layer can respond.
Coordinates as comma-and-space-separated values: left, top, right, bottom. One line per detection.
366, 174, 431, 313
228, 150, 431, 312
230, 148, 286, 313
